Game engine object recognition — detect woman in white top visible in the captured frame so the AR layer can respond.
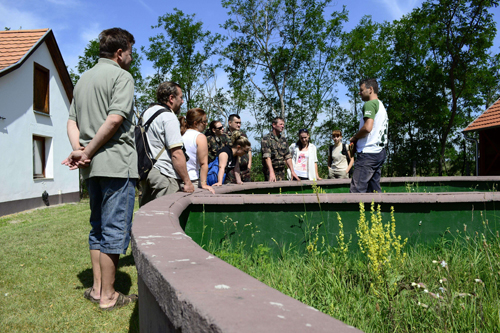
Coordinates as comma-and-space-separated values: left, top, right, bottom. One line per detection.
287, 128, 322, 181
179, 108, 215, 194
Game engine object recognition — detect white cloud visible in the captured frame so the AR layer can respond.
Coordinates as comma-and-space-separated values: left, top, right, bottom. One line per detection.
376, 0, 424, 20
135, 0, 155, 15
46, 0, 80, 6
80, 22, 101, 42
0, 3, 46, 30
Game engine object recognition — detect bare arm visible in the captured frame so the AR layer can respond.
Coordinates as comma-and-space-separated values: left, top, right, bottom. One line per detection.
214, 152, 229, 186
171, 147, 194, 193
346, 147, 354, 173
247, 150, 252, 170
196, 134, 214, 194
62, 114, 124, 169
234, 161, 243, 184
350, 118, 374, 143
85, 114, 124, 158
67, 119, 81, 151
315, 163, 322, 180
286, 158, 300, 181
264, 157, 276, 182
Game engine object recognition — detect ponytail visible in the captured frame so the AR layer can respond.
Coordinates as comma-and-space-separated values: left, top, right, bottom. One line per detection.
231, 131, 251, 148
178, 116, 187, 135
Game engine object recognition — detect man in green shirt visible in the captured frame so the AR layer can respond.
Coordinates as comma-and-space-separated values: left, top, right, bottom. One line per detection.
62, 28, 138, 310
349, 78, 388, 193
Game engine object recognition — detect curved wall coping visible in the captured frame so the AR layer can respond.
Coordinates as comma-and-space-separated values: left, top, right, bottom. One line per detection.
132, 177, 500, 332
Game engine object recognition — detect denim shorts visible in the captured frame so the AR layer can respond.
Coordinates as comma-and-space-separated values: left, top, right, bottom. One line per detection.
86, 177, 136, 254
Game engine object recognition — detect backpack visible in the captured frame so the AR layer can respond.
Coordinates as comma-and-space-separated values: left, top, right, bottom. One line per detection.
206, 156, 227, 186
329, 143, 351, 165
135, 108, 167, 181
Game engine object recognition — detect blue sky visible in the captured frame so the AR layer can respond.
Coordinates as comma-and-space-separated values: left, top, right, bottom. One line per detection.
2, 0, 500, 110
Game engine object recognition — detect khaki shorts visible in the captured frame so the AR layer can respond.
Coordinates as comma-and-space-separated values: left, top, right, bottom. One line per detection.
328, 168, 349, 179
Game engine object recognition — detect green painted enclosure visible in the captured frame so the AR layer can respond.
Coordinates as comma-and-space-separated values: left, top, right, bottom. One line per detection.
233, 180, 500, 195
182, 200, 499, 255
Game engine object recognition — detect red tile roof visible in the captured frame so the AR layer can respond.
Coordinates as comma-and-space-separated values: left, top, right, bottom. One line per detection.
463, 98, 500, 132
0, 29, 49, 70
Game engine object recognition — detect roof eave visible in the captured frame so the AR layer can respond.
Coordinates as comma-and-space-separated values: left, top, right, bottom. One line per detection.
463, 124, 500, 133
462, 96, 500, 133
0, 29, 73, 102
0, 29, 50, 77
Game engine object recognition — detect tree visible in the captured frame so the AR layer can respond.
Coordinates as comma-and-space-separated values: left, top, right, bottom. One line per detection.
411, 0, 498, 175
339, 16, 391, 116
142, 9, 225, 111
341, 2, 498, 176
222, 0, 347, 136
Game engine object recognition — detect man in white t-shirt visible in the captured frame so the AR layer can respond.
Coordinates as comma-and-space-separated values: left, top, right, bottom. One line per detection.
349, 78, 388, 193
139, 82, 194, 206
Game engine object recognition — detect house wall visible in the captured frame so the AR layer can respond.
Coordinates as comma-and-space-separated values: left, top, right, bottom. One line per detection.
0, 42, 79, 216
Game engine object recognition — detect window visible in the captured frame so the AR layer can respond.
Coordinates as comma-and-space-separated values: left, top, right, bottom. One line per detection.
33, 62, 49, 114
33, 136, 46, 179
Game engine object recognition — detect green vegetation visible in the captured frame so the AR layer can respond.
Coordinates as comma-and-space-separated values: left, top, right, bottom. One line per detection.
2, 191, 499, 332
208, 203, 500, 332
0, 201, 139, 332
71, 0, 500, 178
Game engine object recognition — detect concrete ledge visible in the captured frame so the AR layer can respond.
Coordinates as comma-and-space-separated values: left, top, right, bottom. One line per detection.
132, 177, 500, 332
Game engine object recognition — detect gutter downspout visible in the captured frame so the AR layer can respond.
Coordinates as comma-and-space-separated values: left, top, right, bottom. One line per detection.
463, 132, 479, 176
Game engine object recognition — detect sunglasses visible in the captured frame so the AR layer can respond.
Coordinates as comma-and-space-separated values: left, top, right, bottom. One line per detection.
298, 128, 309, 134
215, 126, 223, 130
332, 135, 340, 138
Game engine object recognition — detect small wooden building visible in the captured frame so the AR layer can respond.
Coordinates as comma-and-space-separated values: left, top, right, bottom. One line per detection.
463, 99, 500, 176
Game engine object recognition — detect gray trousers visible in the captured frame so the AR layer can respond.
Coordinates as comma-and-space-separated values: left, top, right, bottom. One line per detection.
350, 149, 386, 193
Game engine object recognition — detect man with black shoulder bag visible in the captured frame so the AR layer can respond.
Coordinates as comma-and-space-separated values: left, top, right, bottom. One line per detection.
139, 81, 194, 207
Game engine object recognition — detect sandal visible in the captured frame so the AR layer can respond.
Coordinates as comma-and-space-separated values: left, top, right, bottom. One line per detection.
83, 287, 99, 303
100, 291, 138, 311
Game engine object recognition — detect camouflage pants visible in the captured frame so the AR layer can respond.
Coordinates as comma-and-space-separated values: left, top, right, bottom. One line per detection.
226, 168, 251, 183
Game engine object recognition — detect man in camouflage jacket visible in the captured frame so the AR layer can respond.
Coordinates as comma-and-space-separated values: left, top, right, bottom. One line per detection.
261, 117, 299, 182
226, 114, 252, 183
207, 131, 230, 164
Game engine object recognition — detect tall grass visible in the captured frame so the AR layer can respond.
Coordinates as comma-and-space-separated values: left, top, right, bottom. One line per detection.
208, 204, 500, 332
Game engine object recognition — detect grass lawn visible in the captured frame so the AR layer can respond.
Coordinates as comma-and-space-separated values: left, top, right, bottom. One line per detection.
0, 200, 139, 332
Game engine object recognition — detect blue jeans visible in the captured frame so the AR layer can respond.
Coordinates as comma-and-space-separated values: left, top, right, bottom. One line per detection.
350, 149, 386, 193
86, 177, 136, 254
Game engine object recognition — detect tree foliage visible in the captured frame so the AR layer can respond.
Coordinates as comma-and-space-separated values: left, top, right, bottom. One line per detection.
69, 1, 500, 177
340, 0, 499, 176
142, 8, 225, 112
222, 0, 347, 137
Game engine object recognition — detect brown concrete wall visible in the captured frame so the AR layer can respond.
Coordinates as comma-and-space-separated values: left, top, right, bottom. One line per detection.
132, 176, 500, 333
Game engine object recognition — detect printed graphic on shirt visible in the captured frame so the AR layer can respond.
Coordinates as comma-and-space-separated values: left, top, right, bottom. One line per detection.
296, 152, 307, 172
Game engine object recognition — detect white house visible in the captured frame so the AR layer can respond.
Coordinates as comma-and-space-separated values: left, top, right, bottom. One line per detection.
0, 29, 79, 216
